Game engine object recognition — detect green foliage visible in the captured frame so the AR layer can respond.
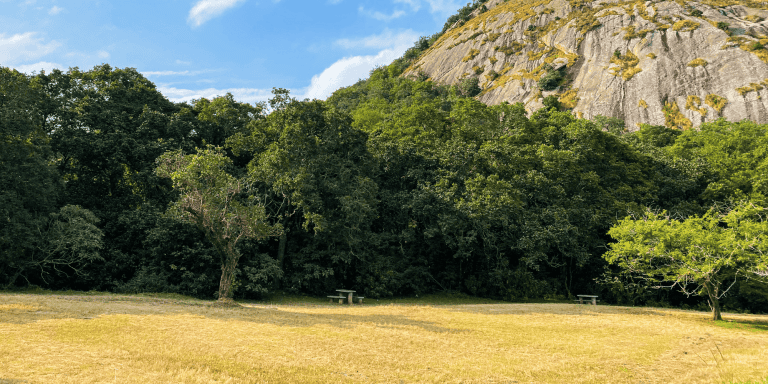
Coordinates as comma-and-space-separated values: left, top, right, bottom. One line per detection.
593, 115, 626, 135
668, 119, 768, 204
537, 67, 564, 90
228, 91, 379, 294
605, 203, 768, 320
2, 54, 767, 314
458, 77, 482, 96
441, 0, 492, 33
156, 147, 279, 301
0, 67, 64, 287
4, 205, 103, 288
542, 95, 561, 110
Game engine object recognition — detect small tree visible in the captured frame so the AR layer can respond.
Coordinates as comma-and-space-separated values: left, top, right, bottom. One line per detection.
605, 203, 768, 320
156, 147, 279, 305
4, 205, 104, 287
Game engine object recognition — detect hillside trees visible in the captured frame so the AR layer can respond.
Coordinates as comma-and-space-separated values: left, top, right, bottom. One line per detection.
2, 61, 766, 312
668, 119, 768, 204
228, 91, 379, 293
605, 203, 768, 320
156, 147, 279, 304
0, 67, 107, 287
328, 67, 679, 299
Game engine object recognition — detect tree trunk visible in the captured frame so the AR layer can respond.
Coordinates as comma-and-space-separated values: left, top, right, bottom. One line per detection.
217, 250, 240, 304
705, 282, 723, 321
710, 295, 722, 321
275, 230, 287, 288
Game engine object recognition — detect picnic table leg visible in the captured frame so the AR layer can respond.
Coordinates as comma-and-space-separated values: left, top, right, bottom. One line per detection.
347, 292, 353, 305
579, 297, 584, 305
591, 297, 596, 305
338, 298, 343, 304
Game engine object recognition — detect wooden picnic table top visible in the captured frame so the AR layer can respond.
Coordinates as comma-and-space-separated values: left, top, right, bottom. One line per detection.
336, 289, 356, 293
577, 295, 598, 298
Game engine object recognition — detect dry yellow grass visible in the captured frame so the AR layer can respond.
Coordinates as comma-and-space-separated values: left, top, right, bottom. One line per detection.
1, 293, 768, 383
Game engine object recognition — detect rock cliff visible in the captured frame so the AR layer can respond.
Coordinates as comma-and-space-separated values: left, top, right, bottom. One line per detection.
405, 0, 768, 129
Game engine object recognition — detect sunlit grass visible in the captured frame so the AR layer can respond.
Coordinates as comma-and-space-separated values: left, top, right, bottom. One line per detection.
1, 292, 767, 383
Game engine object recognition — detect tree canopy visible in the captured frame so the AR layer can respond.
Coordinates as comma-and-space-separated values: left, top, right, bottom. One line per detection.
605, 203, 768, 320
1, 63, 767, 316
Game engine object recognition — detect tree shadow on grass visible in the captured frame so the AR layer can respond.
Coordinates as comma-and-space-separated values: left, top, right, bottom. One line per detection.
714, 319, 768, 333
0, 293, 471, 334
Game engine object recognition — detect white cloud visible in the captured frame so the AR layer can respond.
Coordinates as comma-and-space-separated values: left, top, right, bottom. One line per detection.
335, 29, 420, 50
159, 86, 273, 104
188, 0, 246, 27
0, 32, 60, 64
358, 6, 406, 21
159, 37, 410, 103
12, 61, 63, 74
304, 44, 409, 100
394, 0, 420, 11
48, 5, 63, 15
97, 50, 110, 59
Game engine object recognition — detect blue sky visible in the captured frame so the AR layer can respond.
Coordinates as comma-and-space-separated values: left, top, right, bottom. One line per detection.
0, 0, 465, 103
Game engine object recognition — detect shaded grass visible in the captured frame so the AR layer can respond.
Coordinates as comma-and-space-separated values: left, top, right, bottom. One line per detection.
1, 292, 768, 383
715, 320, 768, 333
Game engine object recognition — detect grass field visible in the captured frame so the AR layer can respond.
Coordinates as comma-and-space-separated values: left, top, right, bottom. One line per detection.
1, 292, 767, 383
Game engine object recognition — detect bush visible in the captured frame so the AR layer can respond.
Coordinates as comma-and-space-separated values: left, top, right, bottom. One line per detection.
717, 21, 729, 31
542, 95, 561, 110
537, 68, 563, 91
458, 77, 481, 97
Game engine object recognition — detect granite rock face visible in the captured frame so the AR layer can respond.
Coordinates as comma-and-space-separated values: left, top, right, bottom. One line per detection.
405, 0, 768, 130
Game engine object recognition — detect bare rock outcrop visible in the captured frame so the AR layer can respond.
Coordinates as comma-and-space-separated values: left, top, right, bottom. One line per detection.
405, 0, 768, 130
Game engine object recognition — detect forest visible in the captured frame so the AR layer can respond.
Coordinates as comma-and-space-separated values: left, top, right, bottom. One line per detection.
2, 61, 768, 314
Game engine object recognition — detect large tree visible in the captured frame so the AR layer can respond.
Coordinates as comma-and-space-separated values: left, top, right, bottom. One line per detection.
155, 147, 279, 304
605, 202, 768, 320
0, 67, 62, 286
227, 91, 379, 292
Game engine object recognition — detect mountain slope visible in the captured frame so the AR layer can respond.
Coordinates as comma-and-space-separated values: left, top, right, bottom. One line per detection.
405, 0, 768, 130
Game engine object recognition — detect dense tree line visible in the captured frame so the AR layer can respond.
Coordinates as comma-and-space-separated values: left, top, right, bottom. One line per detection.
1, 63, 767, 313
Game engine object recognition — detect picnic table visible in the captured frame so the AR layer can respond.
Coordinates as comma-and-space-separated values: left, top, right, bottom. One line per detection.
327, 289, 364, 304
575, 295, 600, 305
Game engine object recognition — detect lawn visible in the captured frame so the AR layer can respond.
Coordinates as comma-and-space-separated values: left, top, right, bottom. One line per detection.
1, 292, 767, 383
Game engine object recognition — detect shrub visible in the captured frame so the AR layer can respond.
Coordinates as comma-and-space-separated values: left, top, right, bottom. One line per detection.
542, 95, 561, 110
672, 20, 701, 32
458, 77, 481, 97
462, 48, 481, 62
687, 58, 708, 67
704, 94, 728, 114
717, 21, 729, 31
558, 88, 579, 109
662, 101, 693, 130
495, 42, 525, 56
537, 67, 563, 91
